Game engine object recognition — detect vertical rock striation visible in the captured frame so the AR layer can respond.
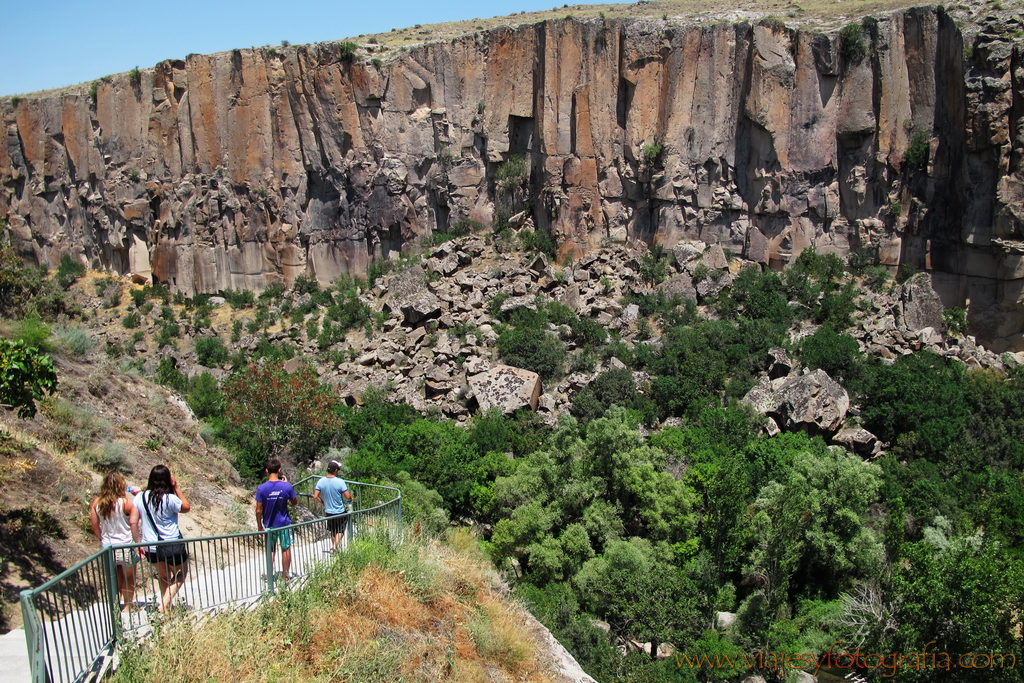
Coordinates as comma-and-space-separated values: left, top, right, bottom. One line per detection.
1, 9, 1022, 336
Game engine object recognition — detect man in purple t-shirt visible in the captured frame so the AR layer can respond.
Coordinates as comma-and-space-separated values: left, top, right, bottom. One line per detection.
255, 458, 297, 580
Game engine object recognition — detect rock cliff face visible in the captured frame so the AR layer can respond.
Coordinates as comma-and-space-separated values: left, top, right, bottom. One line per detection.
1, 9, 1022, 339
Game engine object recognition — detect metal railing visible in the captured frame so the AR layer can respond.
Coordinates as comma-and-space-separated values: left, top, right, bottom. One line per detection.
19, 478, 401, 683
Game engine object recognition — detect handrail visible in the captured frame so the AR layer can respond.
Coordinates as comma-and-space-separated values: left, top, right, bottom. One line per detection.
20, 478, 401, 683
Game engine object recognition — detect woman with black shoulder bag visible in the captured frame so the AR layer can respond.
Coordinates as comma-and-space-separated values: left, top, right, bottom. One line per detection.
130, 464, 191, 614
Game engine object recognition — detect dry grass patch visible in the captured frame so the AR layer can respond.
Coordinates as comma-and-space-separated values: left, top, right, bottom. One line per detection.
113, 532, 565, 683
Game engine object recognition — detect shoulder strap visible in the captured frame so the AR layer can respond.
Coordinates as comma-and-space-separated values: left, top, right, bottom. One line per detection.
140, 492, 166, 541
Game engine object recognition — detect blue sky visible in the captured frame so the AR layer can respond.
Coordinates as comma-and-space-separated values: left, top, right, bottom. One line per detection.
1, 0, 570, 96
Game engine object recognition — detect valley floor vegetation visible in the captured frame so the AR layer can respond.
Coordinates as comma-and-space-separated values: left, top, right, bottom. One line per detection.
1, 233, 1022, 682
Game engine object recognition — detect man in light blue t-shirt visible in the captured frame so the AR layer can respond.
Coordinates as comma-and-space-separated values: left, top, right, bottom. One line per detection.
313, 460, 353, 553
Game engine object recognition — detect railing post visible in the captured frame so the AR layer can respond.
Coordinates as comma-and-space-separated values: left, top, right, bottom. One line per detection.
263, 529, 276, 594
397, 494, 403, 542
103, 547, 121, 637
20, 590, 47, 683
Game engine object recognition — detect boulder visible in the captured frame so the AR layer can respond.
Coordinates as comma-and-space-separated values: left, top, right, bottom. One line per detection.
400, 292, 442, 326
671, 242, 703, 268
696, 272, 732, 299
386, 266, 428, 300
742, 369, 849, 434
468, 365, 543, 414
703, 244, 729, 271
745, 228, 769, 265
831, 426, 880, 455
500, 295, 538, 316
766, 347, 792, 379
528, 253, 549, 274
900, 273, 945, 333
657, 273, 697, 302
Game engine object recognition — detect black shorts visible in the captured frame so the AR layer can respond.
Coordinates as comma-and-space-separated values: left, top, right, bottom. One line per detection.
147, 548, 188, 567
327, 513, 349, 535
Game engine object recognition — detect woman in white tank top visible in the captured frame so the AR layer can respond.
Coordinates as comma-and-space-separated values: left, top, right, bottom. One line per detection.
89, 471, 138, 611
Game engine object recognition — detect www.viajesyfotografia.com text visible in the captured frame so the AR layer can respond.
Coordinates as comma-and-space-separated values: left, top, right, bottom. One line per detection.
676, 641, 1016, 678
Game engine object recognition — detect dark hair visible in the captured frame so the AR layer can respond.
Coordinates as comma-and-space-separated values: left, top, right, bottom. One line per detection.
327, 460, 341, 474
266, 458, 282, 474
146, 464, 174, 513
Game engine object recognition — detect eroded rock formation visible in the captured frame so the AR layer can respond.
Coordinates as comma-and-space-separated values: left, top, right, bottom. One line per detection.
1, 8, 1022, 337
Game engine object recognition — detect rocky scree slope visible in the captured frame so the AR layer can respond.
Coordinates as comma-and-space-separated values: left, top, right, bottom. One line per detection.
1, 4, 1023, 345
87, 235, 1017, 458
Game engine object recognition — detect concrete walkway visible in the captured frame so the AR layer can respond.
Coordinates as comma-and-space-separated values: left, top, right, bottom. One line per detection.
17, 508, 392, 683
0, 630, 29, 683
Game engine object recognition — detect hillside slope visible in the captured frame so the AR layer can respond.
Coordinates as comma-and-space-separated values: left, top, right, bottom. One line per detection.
0, 334, 249, 629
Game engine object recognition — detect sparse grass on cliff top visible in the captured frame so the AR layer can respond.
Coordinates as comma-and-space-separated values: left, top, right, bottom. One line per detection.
343, 0, 1022, 52
112, 529, 565, 683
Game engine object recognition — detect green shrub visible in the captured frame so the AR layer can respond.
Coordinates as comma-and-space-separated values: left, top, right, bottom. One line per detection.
495, 155, 528, 193
258, 282, 286, 302
860, 351, 967, 461
570, 349, 597, 373
904, 130, 930, 170
816, 283, 858, 329
569, 316, 607, 347
639, 245, 667, 285
128, 66, 141, 87
897, 262, 917, 284
52, 326, 94, 358
856, 267, 885, 293
222, 289, 255, 309
488, 292, 511, 318
847, 249, 872, 275
155, 323, 180, 349
56, 255, 86, 289
94, 277, 115, 297
496, 326, 565, 381
641, 143, 662, 167
156, 357, 188, 393
839, 22, 867, 61
571, 367, 644, 423
798, 326, 865, 390
338, 41, 358, 61
42, 398, 104, 452
292, 273, 320, 295
790, 247, 846, 284
0, 339, 58, 418
520, 229, 555, 258
82, 441, 130, 472
943, 307, 968, 338
186, 372, 223, 419
195, 336, 229, 367
12, 318, 52, 351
